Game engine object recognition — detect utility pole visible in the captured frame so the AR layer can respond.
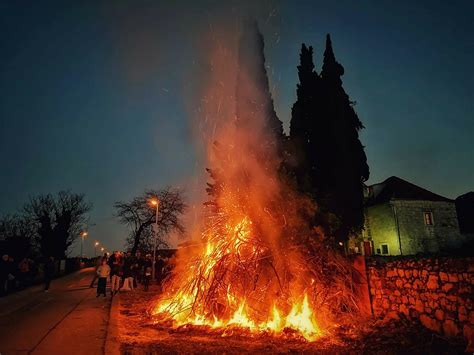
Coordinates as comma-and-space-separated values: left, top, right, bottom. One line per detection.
80, 231, 88, 258
150, 199, 160, 282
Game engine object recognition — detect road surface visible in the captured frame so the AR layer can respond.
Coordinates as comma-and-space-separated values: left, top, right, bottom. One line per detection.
0, 268, 111, 355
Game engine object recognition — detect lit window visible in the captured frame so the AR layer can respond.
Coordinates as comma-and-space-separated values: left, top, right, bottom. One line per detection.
423, 212, 434, 226
380, 244, 389, 255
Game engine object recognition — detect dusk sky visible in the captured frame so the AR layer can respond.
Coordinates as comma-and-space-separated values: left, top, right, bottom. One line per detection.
1, 0, 473, 255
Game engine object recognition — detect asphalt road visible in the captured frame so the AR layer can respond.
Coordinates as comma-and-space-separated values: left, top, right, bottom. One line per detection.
0, 267, 111, 355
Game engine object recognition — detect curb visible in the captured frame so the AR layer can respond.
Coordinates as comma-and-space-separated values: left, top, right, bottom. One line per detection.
104, 293, 121, 355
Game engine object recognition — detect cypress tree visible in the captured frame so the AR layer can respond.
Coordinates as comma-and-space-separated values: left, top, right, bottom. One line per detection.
236, 19, 284, 159
289, 35, 369, 242
206, 20, 285, 203
289, 44, 320, 192
319, 34, 369, 241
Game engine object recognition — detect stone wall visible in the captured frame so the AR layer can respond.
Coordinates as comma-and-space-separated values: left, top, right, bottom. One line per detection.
367, 256, 474, 349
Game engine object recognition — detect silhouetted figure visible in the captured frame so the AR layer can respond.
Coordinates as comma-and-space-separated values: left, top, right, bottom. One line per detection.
135, 251, 143, 284
121, 252, 134, 291
28, 259, 38, 284
44, 257, 55, 292
0, 255, 9, 296
7, 256, 16, 291
18, 257, 30, 289
90, 256, 102, 288
108, 251, 123, 295
143, 254, 152, 291
155, 256, 165, 286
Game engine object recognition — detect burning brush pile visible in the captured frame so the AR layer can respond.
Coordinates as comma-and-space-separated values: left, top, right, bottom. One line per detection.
150, 21, 360, 342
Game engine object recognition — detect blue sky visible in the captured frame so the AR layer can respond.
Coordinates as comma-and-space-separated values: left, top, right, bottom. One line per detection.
1, 0, 473, 255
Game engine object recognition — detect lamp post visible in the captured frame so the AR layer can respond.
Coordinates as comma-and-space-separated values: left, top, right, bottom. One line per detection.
150, 199, 160, 282
94, 242, 99, 257
80, 231, 88, 258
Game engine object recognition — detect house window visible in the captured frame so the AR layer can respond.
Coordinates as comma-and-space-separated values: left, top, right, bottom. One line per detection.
380, 244, 389, 255
423, 212, 434, 226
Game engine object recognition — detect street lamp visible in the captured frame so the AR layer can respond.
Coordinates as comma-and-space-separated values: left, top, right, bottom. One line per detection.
80, 231, 88, 258
94, 242, 99, 257
150, 198, 160, 281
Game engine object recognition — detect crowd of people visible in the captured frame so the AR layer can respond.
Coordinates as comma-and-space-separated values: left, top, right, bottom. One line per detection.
0, 254, 39, 296
1, 251, 172, 298
91, 251, 172, 297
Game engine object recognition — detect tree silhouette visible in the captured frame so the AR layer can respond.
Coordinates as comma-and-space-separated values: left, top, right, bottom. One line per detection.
236, 18, 284, 159
289, 35, 369, 242
289, 44, 320, 193
114, 187, 186, 255
206, 20, 285, 204
0, 214, 36, 259
24, 191, 91, 258
320, 34, 369, 241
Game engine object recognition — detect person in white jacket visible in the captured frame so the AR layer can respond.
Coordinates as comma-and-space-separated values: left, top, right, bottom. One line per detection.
96, 258, 110, 297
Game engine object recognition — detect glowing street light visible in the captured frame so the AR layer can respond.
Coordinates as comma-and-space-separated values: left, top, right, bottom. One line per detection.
149, 198, 160, 281
94, 241, 99, 257
80, 231, 88, 258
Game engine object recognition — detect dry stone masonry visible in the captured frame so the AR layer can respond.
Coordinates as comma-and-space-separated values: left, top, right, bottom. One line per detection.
367, 257, 474, 350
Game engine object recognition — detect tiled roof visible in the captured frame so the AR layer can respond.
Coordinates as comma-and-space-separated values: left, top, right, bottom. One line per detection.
366, 176, 453, 205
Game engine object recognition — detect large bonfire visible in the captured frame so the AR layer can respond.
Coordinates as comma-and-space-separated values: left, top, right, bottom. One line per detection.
151, 21, 358, 341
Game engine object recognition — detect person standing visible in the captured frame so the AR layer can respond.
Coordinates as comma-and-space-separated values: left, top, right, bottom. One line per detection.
18, 257, 30, 289
0, 255, 9, 296
96, 258, 110, 297
28, 258, 38, 284
108, 251, 123, 295
143, 265, 152, 291
6, 256, 16, 291
155, 256, 165, 290
89, 256, 102, 288
143, 254, 152, 291
121, 252, 134, 291
44, 257, 55, 292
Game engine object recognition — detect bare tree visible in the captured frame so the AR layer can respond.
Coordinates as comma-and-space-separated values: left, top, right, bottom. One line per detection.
0, 214, 36, 259
24, 191, 92, 258
114, 187, 186, 255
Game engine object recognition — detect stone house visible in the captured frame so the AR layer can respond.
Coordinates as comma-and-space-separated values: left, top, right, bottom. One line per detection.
360, 176, 462, 256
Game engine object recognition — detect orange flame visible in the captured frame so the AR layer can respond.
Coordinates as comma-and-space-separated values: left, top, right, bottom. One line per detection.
151, 24, 327, 342
152, 215, 321, 341
153, 291, 320, 341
